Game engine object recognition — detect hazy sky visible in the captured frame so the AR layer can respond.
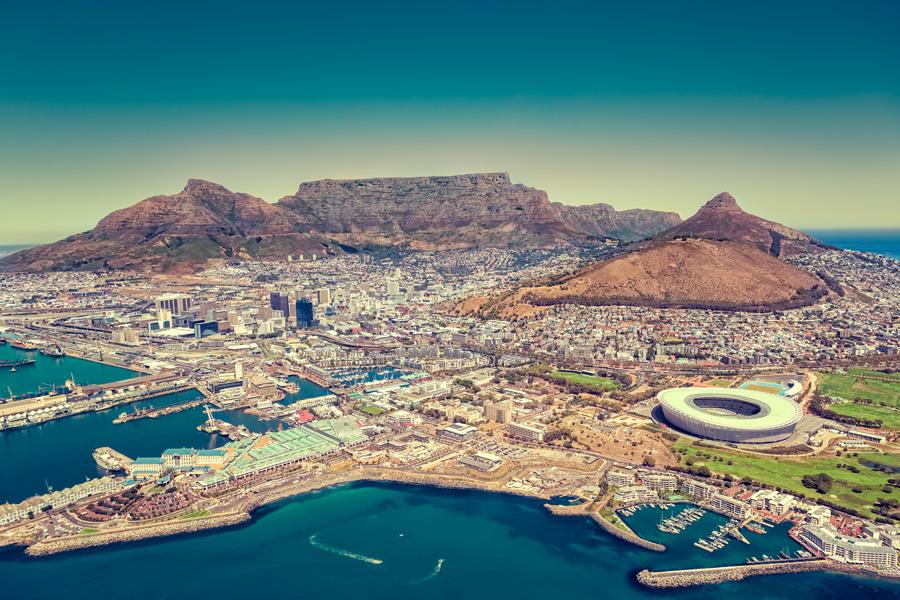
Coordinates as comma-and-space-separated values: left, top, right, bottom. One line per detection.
2, 0, 898, 243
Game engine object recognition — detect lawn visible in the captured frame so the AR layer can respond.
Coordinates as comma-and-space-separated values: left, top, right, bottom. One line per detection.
828, 401, 900, 430
817, 370, 900, 429
673, 440, 897, 517
706, 378, 734, 387
817, 371, 900, 406
360, 404, 386, 416
179, 510, 211, 520
550, 370, 619, 391
79, 528, 99, 535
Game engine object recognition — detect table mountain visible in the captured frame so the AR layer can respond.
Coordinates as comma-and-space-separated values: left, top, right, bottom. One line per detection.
0, 173, 681, 272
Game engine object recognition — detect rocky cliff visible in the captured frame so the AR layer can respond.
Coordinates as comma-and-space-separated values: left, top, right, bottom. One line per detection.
552, 202, 681, 242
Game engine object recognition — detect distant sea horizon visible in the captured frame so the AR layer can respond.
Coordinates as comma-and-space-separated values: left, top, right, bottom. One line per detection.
809, 229, 900, 259
2, 229, 898, 261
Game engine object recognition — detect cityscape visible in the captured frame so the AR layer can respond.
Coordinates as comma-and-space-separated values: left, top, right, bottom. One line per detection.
1, 2, 898, 599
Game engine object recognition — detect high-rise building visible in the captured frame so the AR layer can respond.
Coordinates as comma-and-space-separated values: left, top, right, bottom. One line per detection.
155, 294, 192, 315
485, 399, 513, 424
316, 288, 331, 305
295, 298, 314, 328
269, 292, 291, 319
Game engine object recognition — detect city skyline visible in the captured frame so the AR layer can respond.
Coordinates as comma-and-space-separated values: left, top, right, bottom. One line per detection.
2, 0, 899, 243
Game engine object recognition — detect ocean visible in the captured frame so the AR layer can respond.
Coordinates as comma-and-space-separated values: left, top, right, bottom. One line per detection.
810, 229, 900, 259
0, 482, 895, 599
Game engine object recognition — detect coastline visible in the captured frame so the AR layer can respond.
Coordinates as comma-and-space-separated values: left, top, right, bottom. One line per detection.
12, 467, 875, 590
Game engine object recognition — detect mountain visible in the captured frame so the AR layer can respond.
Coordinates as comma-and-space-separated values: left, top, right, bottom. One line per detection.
277, 173, 680, 249
552, 202, 681, 242
0, 173, 681, 273
475, 239, 828, 316
277, 173, 573, 250
460, 192, 834, 315
654, 192, 830, 257
0, 180, 327, 274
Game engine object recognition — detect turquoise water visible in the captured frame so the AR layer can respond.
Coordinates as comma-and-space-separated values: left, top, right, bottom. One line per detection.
811, 229, 900, 259
0, 482, 895, 599
0, 344, 139, 397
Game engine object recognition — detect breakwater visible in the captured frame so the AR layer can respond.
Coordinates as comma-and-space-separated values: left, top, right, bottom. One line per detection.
590, 512, 667, 552
635, 559, 833, 588
26, 512, 251, 556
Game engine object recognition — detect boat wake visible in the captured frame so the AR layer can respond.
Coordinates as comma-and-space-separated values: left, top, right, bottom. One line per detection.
410, 559, 445, 584
308, 534, 383, 565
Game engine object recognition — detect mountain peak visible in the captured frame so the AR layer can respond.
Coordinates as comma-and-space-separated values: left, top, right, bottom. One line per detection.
701, 192, 742, 211
183, 179, 232, 195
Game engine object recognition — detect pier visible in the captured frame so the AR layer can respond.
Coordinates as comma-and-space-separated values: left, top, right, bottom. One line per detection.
636, 558, 831, 588
92, 447, 134, 471
0, 358, 36, 369
112, 395, 203, 423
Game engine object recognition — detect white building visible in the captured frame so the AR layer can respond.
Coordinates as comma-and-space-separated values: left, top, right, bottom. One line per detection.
801, 523, 898, 569
606, 468, 636, 487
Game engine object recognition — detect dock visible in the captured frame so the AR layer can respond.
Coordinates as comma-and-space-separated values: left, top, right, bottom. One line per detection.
112, 397, 204, 423
0, 358, 36, 369
92, 447, 134, 472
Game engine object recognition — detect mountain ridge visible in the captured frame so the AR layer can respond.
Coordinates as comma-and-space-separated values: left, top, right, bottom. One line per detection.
0, 173, 682, 273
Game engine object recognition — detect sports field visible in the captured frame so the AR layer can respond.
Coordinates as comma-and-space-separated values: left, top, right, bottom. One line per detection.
550, 370, 619, 391
817, 370, 900, 429
673, 440, 897, 517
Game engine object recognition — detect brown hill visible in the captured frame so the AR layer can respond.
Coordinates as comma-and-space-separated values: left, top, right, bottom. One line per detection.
479, 239, 828, 315
0, 173, 681, 273
655, 192, 830, 257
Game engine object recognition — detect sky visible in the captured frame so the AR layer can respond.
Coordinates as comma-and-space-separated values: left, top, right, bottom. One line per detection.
1, 0, 898, 244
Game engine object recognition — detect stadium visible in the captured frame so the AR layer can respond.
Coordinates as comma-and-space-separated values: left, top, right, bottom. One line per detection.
657, 387, 802, 444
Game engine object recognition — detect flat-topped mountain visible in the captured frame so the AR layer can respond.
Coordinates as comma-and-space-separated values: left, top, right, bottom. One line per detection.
0, 173, 681, 273
278, 173, 572, 250
655, 192, 830, 257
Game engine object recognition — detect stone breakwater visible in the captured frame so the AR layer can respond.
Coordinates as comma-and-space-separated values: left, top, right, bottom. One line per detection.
26, 512, 251, 557
590, 513, 666, 552
636, 560, 833, 588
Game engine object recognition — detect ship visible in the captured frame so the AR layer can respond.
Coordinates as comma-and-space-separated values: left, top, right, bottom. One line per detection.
10, 339, 38, 351
40, 345, 65, 357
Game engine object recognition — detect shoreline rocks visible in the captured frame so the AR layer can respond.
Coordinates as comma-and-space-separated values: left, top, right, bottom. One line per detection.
636, 560, 833, 588
589, 512, 666, 552
26, 512, 250, 557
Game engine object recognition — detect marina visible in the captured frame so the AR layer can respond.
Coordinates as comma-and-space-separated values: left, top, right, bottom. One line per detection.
619, 502, 805, 570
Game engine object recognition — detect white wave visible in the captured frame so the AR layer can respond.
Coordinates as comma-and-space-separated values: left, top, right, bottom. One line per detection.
308, 534, 383, 565
410, 558, 445, 584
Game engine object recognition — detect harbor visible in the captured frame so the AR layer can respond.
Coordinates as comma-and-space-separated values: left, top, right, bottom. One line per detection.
618, 502, 805, 570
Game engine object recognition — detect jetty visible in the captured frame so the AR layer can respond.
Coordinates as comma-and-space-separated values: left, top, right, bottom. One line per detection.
92, 447, 134, 472
636, 558, 832, 588
0, 358, 36, 369
112, 397, 204, 423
